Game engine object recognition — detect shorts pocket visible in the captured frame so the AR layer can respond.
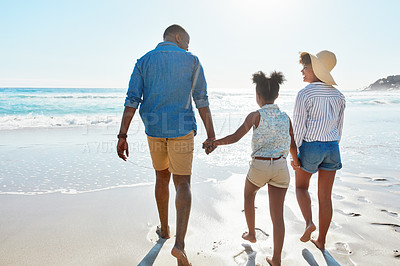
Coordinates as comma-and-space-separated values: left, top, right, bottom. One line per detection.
299, 142, 323, 165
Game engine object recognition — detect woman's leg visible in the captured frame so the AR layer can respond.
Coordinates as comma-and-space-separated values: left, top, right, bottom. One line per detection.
242, 179, 260, 243
312, 169, 336, 250
266, 184, 287, 266
295, 168, 316, 242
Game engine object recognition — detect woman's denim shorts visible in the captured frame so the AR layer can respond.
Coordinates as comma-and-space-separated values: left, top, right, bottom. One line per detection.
298, 141, 342, 174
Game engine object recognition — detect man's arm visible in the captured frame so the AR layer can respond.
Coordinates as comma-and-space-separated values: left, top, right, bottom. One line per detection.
198, 106, 216, 154
198, 106, 215, 140
117, 106, 137, 161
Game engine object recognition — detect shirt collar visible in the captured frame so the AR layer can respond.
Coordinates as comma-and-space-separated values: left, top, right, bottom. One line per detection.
156, 41, 179, 48
261, 103, 279, 109
309, 82, 333, 88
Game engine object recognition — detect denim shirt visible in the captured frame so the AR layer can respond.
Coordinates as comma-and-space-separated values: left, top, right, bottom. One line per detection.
124, 42, 209, 138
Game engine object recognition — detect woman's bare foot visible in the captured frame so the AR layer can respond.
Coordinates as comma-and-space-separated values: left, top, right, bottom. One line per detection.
266, 257, 281, 266
242, 232, 256, 243
311, 238, 325, 250
156, 225, 170, 239
171, 246, 190, 266
300, 223, 316, 242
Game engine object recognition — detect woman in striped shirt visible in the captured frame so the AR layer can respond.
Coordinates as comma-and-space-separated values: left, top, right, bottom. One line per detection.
293, 50, 345, 250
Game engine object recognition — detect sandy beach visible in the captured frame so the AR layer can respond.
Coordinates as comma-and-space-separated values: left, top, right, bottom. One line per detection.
1, 126, 400, 265
1, 170, 400, 265
1, 88, 400, 265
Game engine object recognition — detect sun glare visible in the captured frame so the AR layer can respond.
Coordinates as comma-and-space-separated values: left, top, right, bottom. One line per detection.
234, 0, 297, 19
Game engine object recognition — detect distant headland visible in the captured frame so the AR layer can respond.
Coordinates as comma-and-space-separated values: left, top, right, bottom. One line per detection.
363, 75, 400, 91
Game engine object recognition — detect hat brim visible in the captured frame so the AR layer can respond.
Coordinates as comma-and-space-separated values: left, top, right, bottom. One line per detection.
301, 52, 337, 86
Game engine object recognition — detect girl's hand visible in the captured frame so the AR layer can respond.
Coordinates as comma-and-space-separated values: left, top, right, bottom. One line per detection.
202, 138, 217, 154
291, 158, 301, 170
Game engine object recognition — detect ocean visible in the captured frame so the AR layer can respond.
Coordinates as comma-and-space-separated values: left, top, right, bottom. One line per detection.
0, 87, 399, 195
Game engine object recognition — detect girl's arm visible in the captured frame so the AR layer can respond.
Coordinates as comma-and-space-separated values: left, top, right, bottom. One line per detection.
214, 111, 260, 146
289, 118, 301, 169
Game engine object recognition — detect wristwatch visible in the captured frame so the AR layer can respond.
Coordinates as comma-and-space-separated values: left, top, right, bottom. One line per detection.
117, 134, 127, 139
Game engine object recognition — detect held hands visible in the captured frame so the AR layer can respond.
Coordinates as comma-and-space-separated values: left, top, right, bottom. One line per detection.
291, 157, 301, 170
117, 138, 129, 161
202, 138, 217, 155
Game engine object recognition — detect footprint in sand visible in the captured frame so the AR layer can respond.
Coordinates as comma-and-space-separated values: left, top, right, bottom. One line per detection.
254, 228, 269, 241
334, 242, 353, 255
371, 222, 400, 233
357, 196, 370, 203
373, 178, 388, 182
332, 193, 344, 200
381, 209, 399, 217
233, 249, 248, 265
337, 209, 361, 217
330, 221, 341, 230
233, 244, 257, 265
394, 249, 400, 258
212, 240, 223, 251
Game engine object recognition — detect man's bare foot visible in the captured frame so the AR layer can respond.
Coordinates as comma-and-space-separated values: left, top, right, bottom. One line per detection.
300, 223, 316, 242
311, 238, 325, 250
266, 257, 281, 266
242, 232, 256, 243
171, 246, 190, 266
156, 225, 170, 239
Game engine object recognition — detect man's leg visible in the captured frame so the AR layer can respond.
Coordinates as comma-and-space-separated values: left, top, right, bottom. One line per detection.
295, 168, 316, 242
155, 168, 171, 239
171, 174, 191, 266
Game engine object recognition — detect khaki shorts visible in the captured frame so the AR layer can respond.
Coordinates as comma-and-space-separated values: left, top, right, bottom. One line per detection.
246, 157, 290, 188
147, 131, 194, 175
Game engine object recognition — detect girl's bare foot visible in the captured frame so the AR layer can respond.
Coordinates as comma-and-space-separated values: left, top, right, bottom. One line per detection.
266, 257, 281, 266
171, 246, 190, 266
242, 232, 256, 243
300, 223, 316, 242
311, 238, 325, 250
156, 225, 170, 239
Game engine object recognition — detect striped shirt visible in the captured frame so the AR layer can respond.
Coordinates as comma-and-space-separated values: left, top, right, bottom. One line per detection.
293, 82, 346, 148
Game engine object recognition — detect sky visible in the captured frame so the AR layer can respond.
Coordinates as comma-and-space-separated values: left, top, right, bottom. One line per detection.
1, 0, 400, 91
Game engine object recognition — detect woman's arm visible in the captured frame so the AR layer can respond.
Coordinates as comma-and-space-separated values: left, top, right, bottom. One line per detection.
293, 92, 308, 149
337, 100, 346, 142
214, 111, 260, 146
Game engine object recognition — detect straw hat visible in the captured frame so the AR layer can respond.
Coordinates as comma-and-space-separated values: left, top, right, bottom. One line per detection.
300, 50, 337, 85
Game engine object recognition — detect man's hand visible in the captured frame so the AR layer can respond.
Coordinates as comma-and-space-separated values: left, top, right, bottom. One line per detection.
117, 138, 129, 161
202, 138, 216, 155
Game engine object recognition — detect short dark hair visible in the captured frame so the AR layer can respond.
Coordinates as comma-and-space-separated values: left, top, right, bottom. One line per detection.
252, 71, 285, 101
299, 53, 312, 65
163, 24, 187, 39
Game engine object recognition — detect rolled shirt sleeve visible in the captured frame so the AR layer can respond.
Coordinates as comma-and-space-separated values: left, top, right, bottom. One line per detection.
124, 62, 143, 109
337, 100, 346, 141
191, 60, 209, 109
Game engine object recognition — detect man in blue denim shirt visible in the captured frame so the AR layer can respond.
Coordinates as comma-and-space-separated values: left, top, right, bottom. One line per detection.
117, 25, 215, 265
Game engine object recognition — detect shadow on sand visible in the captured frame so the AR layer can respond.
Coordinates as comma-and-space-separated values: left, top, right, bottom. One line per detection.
138, 237, 168, 266
302, 248, 340, 266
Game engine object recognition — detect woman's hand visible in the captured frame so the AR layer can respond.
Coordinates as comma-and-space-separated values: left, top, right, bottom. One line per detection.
291, 158, 301, 170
